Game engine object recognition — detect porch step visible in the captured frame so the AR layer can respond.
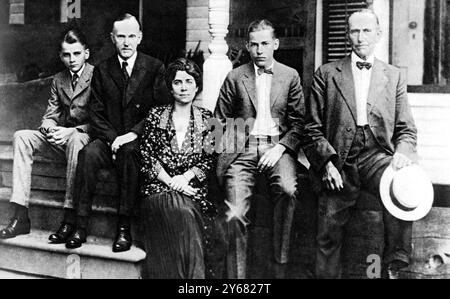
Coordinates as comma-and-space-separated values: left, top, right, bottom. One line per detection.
0, 230, 146, 279
398, 207, 450, 279
0, 144, 117, 195
0, 187, 129, 239
0, 268, 47, 279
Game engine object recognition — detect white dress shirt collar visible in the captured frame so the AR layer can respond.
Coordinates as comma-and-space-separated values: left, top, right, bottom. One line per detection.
351, 52, 374, 126
69, 63, 86, 78
118, 51, 138, 75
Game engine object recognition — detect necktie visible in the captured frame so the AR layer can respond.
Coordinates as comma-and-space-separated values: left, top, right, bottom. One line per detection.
71, 73, 79, 91
257, 68, 273, 76
122, 61, 129, 82
356, 61, 372, 70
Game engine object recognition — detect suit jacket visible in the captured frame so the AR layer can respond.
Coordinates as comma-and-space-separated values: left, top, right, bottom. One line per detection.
89, 52, 168, 143
40, 62, 94, 133
303, 56, 418, 178
214, 61, 305, 184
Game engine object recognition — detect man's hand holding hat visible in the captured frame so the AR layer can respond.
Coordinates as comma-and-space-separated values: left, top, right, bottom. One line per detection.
392, 152, 413, 170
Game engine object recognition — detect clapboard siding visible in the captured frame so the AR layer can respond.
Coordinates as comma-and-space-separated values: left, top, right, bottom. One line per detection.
409, 93, 450, 185
185, 0, 209, 57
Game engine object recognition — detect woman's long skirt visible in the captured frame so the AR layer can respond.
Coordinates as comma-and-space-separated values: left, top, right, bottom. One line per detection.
141, 191, 206, 279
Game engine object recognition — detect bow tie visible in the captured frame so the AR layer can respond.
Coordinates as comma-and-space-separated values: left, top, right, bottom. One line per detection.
356, 61, 372, 70
257, 68, 273, 75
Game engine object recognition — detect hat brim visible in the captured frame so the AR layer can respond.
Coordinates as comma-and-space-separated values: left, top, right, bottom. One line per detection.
379, 164, 434, 221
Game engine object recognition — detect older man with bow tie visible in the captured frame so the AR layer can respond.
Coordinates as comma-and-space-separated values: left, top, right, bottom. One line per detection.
302, 9, 418, 278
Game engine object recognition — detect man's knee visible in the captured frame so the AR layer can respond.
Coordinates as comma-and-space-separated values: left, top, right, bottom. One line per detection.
13, 130, 40, 151
79, 140, 103, 161
14, 130, 36, 144
67, 131, 90, 149
274, 177, 298, 198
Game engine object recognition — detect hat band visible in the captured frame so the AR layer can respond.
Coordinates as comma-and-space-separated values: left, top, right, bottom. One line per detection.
389, 183, 416, 212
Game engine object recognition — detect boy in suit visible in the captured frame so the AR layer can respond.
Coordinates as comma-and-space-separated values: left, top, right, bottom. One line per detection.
214, 19, 305, 278
0, 28, 94, 243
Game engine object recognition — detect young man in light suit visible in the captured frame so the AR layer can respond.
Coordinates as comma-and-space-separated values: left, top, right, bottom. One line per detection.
303, 9, 418, 278
0, 28, 94, 243
214, 19, 305, 279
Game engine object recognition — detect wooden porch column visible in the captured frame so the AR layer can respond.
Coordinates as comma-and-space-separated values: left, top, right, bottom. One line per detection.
202, 0, 233, 112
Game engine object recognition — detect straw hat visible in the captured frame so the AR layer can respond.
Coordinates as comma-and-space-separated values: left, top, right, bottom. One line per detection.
379, 164, 434, 221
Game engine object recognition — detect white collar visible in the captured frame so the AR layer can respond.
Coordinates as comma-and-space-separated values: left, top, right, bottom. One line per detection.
351, 52, 375, 65
118, 51, 138, 69
253, 60, 275, 75
69, 63, 86, 78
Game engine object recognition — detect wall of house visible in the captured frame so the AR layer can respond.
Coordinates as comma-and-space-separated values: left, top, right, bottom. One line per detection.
409, 93, 450, 186
0, 0, 186, 79
185, 0, 210, 59
0, 0, 139, 77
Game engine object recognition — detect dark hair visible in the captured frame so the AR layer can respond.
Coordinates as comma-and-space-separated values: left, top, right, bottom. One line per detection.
165, 58, 202, 95
112, 13, 142, 32
247, 19, 277, 40
60, 28, 89, 51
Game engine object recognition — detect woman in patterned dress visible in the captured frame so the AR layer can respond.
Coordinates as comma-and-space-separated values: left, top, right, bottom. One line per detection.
140, 58, 217, 278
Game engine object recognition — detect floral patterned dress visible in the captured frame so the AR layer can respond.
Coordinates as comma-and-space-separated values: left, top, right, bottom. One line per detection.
139, 104, 217, 278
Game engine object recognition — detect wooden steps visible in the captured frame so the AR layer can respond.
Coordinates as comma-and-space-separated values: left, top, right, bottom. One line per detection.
0, 141, 146, 279
0, 230, 145, 279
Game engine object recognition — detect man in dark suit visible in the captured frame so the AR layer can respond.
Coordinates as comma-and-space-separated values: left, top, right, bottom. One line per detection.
65, 13, 168, 252
303, 9, 418, 278
0, 28, 93, 242
214, 19, 304, 279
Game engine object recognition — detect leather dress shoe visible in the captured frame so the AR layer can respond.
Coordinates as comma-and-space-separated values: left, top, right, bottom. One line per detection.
49, 223, 75, 244
0, 217, 30, 239
381, 260, 409, 279
65, 228, 87, 249
112, 225, 132, 252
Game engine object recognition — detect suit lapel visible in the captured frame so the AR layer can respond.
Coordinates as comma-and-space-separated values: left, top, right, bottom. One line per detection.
124, 53, 147, 106
333, 56, 357, 123
270, 61, 284, 109
72, 63, 93, 99
61, 70, 74, 100
241, 63, 258, 110
108, 56, 126, 94
367, 58, 388, 113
